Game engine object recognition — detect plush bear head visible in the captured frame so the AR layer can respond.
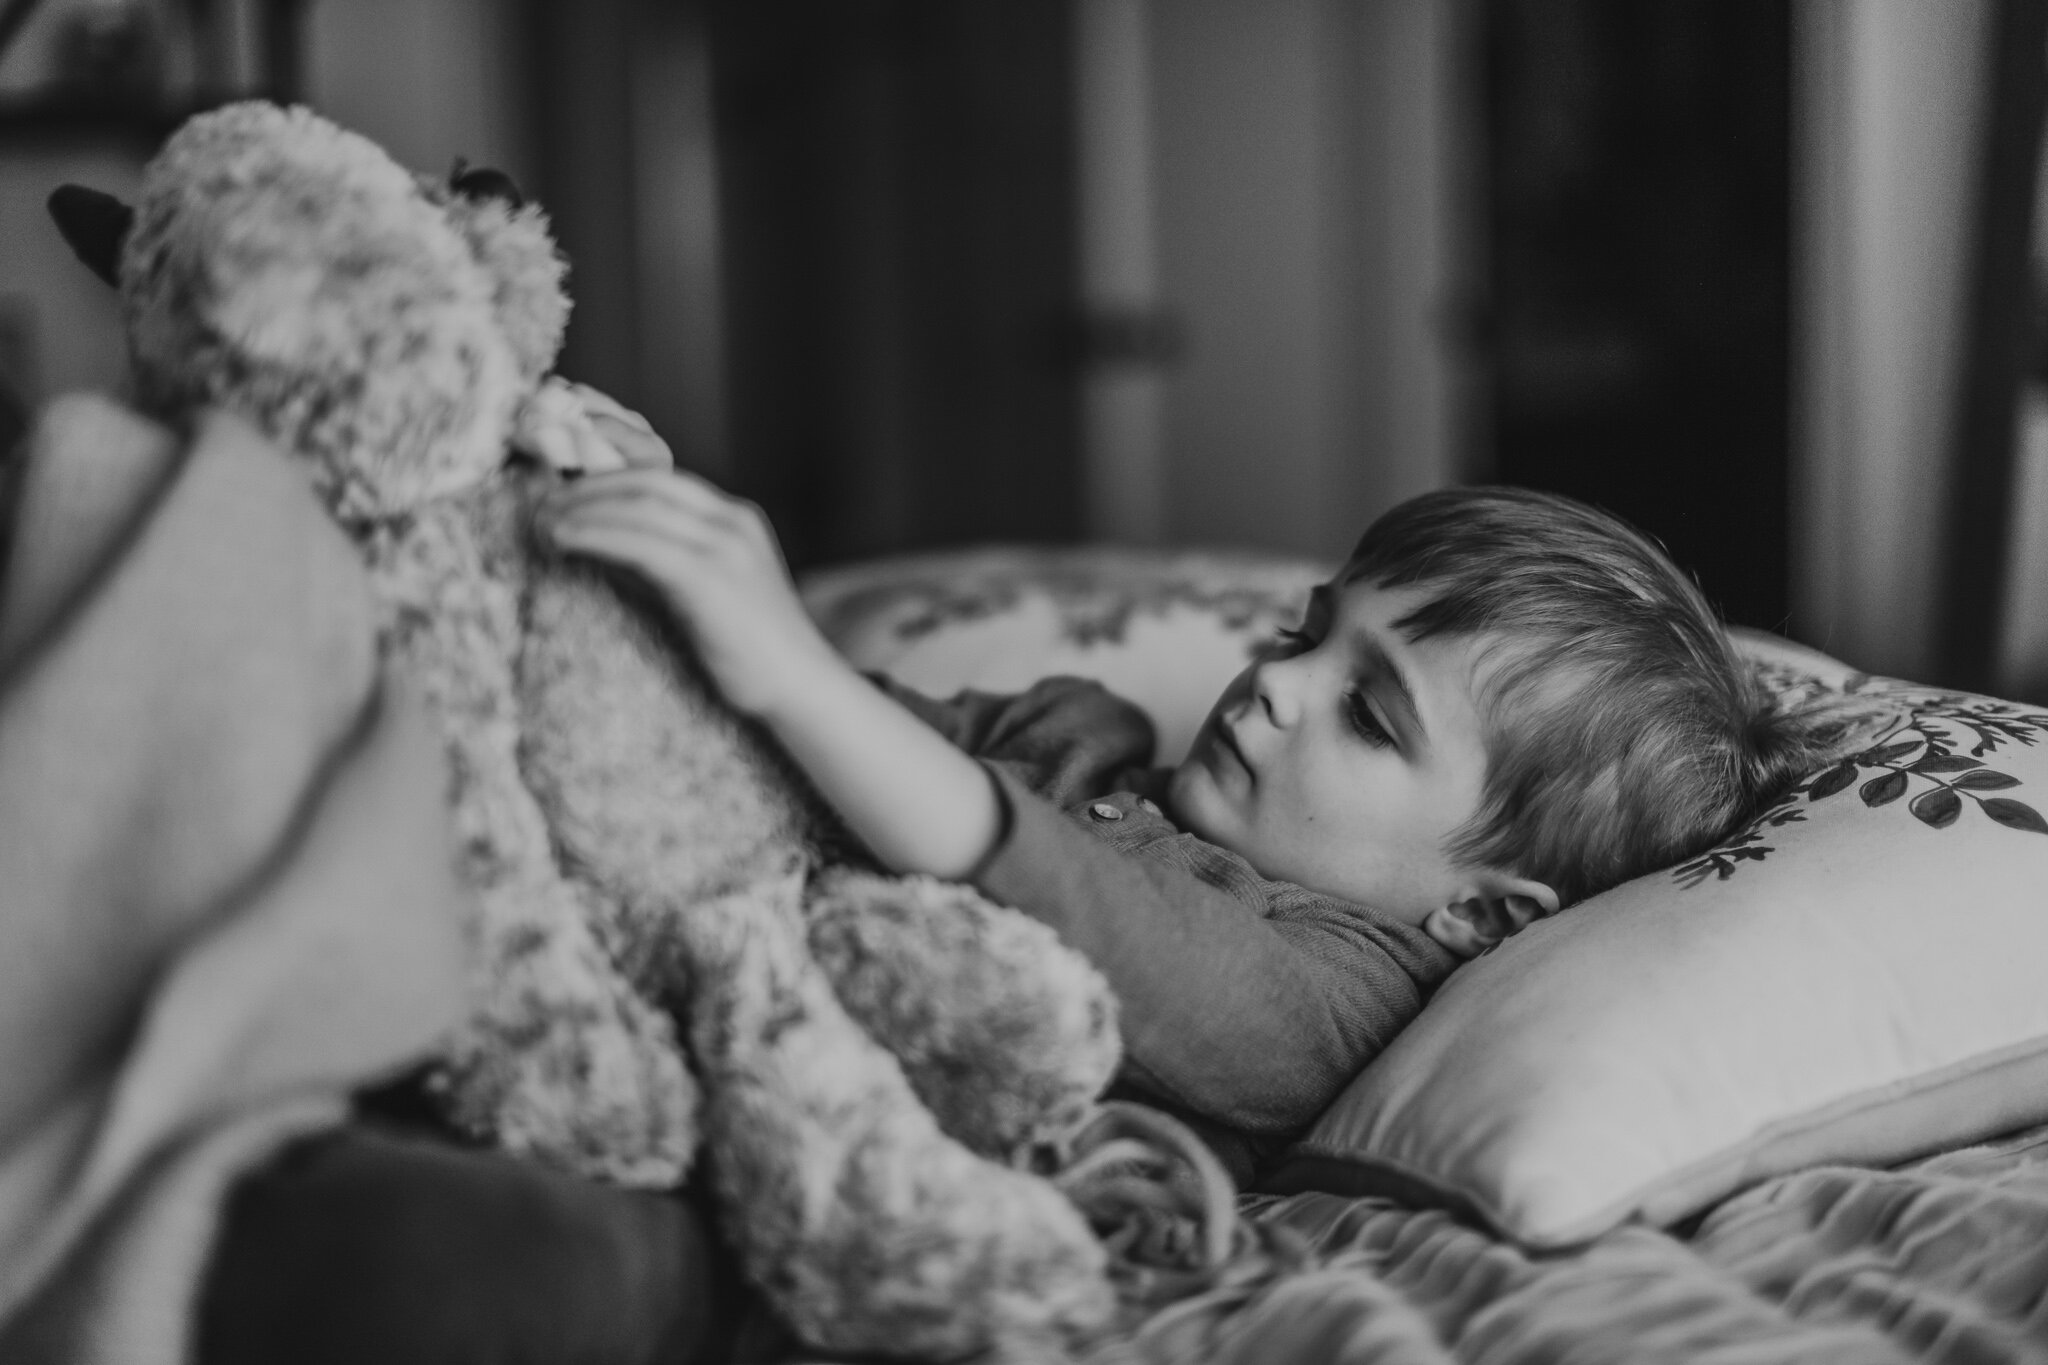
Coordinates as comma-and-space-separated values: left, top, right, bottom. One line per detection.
53, 100, 562, 521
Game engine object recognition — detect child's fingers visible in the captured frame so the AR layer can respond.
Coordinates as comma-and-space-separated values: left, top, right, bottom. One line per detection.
546, 516, 717, 579
609, 470, 777, 552
543, 498, 767, 578
589, 412, 673, 470
547, 498, 725, 554
518, 419, 584, 473
543, 473, 708, 531
569, 416, 628, 473
567, 381, 656, 434
541, 469, 787, 573
548, 468, 761, 539
546, 466, 710, 503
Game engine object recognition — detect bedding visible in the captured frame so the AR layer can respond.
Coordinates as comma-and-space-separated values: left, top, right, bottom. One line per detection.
810, 546, 2048, 1365
0, 395, 467, 1364
801, 544, 1330, 764
1160, 1120, 2048, 1364
11, 459, 2042, 1365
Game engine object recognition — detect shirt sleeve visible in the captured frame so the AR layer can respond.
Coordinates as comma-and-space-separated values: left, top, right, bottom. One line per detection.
864, 674, 1157, 806
970, 765, 1437, 1136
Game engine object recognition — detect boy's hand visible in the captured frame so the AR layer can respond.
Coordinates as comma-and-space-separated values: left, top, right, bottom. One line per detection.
538, 467, 835, 720
513, 378, 673, 475
535, 404, 1003, 882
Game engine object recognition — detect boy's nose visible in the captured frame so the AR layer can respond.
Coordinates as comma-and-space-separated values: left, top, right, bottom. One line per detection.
1250, 657, 1303, 729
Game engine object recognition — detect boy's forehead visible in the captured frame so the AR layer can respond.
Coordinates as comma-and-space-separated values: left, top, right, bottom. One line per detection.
1320, 570, 1433, 626
1321, 573, 1528, 701
1332, 558, 1378, 589
1327, 565, 1512, 646
1330, 559, 1433, 603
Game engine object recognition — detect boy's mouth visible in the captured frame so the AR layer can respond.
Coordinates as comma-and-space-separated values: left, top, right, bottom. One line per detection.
1214, 718, 1253, 776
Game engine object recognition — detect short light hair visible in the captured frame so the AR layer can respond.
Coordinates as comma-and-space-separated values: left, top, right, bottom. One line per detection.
1346, 486, 1851, 906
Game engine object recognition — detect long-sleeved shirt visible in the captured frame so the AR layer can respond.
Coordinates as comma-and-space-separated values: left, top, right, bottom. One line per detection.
875, 674, 1460, 1184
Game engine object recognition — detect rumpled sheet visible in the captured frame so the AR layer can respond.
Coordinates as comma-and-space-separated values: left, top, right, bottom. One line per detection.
0, 394, 468, 1363
1087, 1123, 2048, 1364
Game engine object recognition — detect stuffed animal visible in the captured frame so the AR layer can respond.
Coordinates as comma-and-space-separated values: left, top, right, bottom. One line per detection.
48, 100, 1152, 1360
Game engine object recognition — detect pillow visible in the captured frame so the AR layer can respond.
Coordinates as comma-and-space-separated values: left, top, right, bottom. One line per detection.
1264, 628, 2048, 1247
801, 544, 1332, 763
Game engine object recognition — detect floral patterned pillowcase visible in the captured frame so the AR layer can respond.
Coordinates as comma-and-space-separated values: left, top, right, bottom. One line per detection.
801, 544, 1332, 764
1272, 629, 2048, 1248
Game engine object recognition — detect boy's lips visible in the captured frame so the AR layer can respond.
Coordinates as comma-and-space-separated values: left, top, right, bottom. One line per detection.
1213, 718, 1253, 775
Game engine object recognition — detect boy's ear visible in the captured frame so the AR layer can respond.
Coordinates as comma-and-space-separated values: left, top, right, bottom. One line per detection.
1423, 878, 1560, 960
48, 185, 134, 288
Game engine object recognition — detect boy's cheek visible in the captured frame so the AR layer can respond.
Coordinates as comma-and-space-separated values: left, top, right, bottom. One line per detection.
1164, 762, 1236, 846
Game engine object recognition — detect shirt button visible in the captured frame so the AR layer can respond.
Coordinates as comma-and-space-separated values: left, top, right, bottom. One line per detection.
1136, 797, 1161, 816
1090, 802, 1124, 822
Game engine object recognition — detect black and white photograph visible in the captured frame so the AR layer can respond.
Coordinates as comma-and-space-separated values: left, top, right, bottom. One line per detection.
1, 2, 2046, 1362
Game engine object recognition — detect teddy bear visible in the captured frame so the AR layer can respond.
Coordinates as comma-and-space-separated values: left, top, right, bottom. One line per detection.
42, 99, 1226, 1361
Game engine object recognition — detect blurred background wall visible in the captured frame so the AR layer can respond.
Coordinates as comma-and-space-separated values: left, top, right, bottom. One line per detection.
1, 0, 2044, 695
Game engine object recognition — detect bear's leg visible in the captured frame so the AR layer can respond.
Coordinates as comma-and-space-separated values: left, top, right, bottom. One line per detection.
438, 875, 703, 1189
803, 868, 1121, 1165
674, 869, 1114, 1360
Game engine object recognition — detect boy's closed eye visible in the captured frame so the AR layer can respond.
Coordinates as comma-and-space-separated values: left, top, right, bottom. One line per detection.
1269, 626, 1400, 753
1342, 684, 1395, 749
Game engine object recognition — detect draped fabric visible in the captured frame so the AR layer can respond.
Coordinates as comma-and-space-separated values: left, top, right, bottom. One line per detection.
0, 394, 468, 1363
1085, 1124, 2048, 1365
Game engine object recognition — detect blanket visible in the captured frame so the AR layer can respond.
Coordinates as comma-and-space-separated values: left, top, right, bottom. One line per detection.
1073, 1122, 2048, 1364
0, 394, 469, 1363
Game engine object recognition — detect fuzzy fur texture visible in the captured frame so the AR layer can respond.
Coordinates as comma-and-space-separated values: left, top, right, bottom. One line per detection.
123, 103, 521, 522
111, 100, 1128, 1358
520, 555, 1124, 1167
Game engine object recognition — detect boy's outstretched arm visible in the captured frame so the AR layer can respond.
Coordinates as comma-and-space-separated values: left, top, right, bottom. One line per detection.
537, 467, 1003, 881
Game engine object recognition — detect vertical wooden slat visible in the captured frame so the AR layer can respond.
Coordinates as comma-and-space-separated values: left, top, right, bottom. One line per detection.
520, 0, 643, 412
261, 0, 310, 102
1937, 0, 2048, 691
705, 0, 1082, 569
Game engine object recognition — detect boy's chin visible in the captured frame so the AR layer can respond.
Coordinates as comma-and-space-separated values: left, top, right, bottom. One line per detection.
1163, 764, 1233, 847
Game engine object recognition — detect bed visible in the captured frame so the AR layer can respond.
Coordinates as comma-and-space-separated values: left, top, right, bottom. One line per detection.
803, 545, 2048, 1365
6, 407, 2048, 1362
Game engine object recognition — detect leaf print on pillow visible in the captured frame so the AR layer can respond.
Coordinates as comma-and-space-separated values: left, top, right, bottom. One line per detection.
1674, 678, 2048, 887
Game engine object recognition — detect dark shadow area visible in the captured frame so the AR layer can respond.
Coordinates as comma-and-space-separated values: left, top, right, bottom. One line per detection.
1480, 0, 1793, 631
708, 0, 1084, 570
524, 0, 1085, 573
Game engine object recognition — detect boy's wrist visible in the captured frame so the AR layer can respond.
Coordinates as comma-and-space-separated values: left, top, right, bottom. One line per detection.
742, 622, 862, 730
747, 657, 1003, 882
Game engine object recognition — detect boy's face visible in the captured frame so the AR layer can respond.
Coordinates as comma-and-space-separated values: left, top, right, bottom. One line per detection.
1167, 576, 1507, 928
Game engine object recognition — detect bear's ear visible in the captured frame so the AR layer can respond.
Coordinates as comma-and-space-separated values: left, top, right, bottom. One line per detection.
447, 157, 525, 209
48, 185, 134, 288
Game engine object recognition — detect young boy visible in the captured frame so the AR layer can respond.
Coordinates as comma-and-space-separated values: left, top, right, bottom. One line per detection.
535, 464, 1847, 1185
